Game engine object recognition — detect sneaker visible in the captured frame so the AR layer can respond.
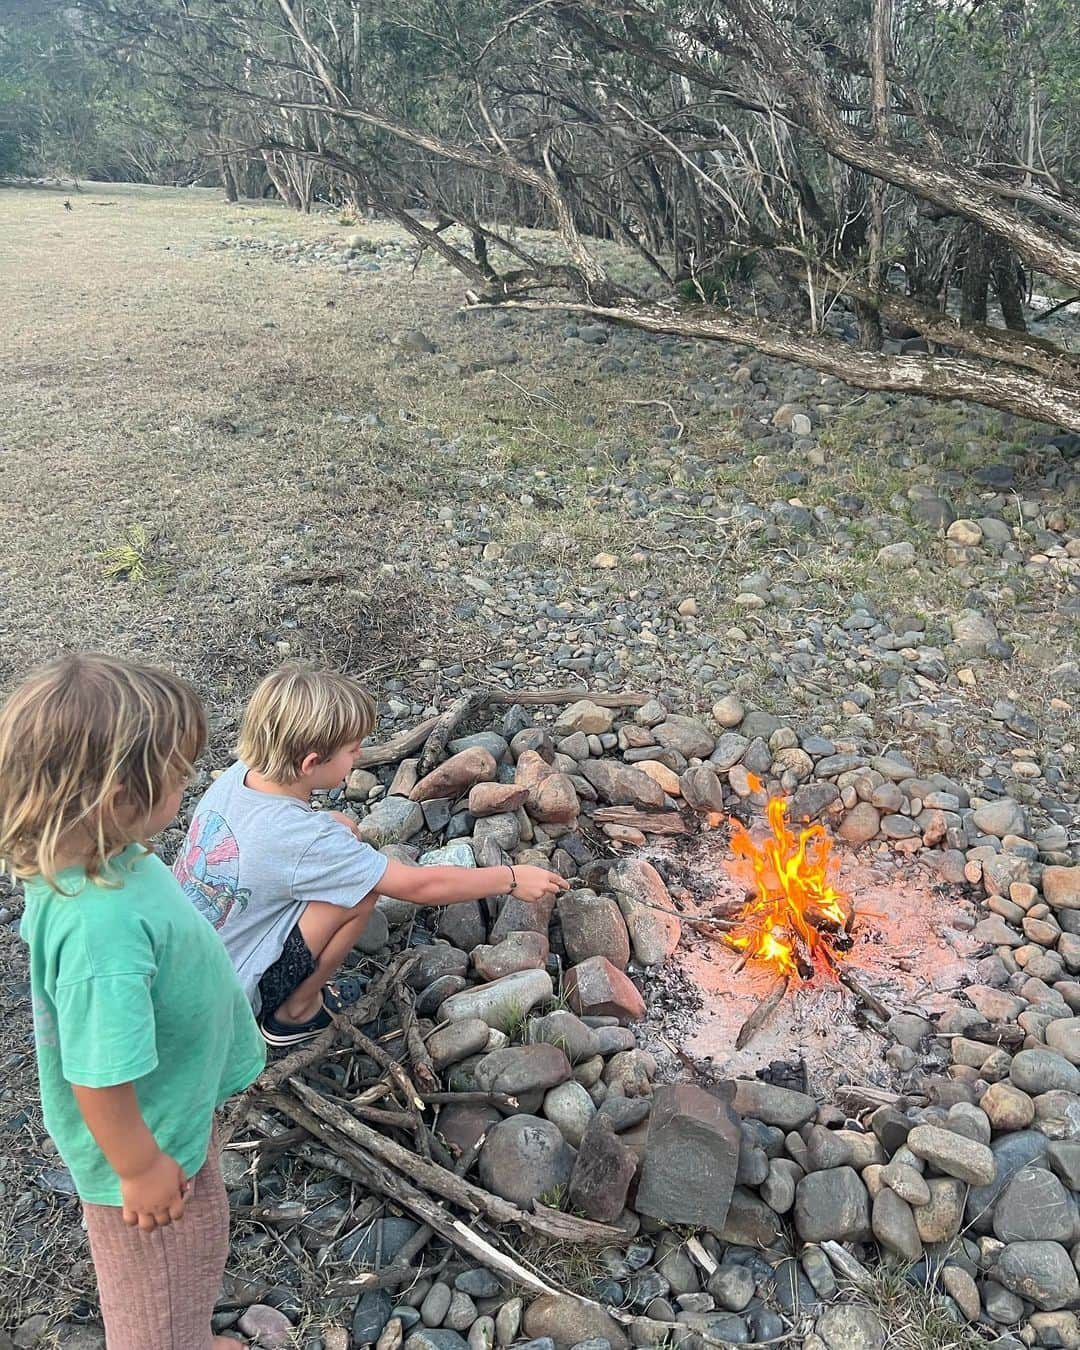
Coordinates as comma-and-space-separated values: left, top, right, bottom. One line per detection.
322, 973, 369, 1013
259, 1004, 332, 1048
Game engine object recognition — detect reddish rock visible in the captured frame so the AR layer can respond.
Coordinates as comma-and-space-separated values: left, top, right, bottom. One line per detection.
565, 956, 646, 1023
1045, 867, 1080, 910
523, 1295, 629, 1350
515, 748, 555, 792
529, 774, 581, 825
580, 758, 668, 810
410, 747, 497, 802
468, 782, 529, 817
838, 802, 881, 844
471, 931, 549, 981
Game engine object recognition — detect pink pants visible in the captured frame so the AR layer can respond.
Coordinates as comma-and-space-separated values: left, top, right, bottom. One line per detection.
82, 1128, 227, 1350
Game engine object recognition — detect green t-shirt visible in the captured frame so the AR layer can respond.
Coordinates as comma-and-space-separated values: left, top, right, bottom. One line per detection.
21, 845, 266, 1205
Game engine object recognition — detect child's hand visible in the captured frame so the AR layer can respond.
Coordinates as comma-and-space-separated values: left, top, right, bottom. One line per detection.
120, 1151, 189, 1231
510, 866, 569, 903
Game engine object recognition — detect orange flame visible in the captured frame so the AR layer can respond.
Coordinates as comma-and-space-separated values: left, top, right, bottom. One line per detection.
726, 773, 850, 979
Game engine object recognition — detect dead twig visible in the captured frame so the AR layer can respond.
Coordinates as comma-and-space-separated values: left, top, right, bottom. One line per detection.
735, 975, 790, 1050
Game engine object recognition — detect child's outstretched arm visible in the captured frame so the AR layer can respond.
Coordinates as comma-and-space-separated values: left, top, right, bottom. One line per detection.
72, 1083, 188, 1231
378, 858, 568, 908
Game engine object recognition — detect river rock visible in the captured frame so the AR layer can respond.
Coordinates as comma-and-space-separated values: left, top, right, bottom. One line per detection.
653, 716, 714, 759
429, 1018, 491, 1069
555, 701, 615, 737
993, 1163, 1077, 1243
357, 797, 424, 846
1011, 1048, 1080, 1094
568, 1115, 636, 1221
522, 1297, 629, 1350
478, 1116, 574, 1208
794, 1166, 871, 1243
468, 783, 529, 817
439, 969, 553, 1029
905, 1124, 996, 1184
815, 1305, 884, 1350
565, 957, 645, 1023
412, 748, 497, 802
1045, 867, 1080, 910
475, 1045, 571, 1097
607, 858, 682, 966
238, 1306, 293, 1349
472, 932, 549, 981
972, 798, 1027, 840
543, 1081, 596, 1147
871, 1187, 922, 1261
993, 1241, 1080, 1311
558, 890, 631, 968
528, 1010, 596, 1064
733, 1081, 817, 1130
914, 1178, 966, 1243
635, 1083, 741, 1232
580, 760, 667, 810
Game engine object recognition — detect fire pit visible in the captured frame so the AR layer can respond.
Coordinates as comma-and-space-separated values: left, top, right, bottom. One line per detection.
639, 781, 979, 1100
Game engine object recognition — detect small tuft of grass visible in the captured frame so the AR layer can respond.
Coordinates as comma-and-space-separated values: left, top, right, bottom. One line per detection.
98, 522, 156, 583
839, 1262, 993, 1350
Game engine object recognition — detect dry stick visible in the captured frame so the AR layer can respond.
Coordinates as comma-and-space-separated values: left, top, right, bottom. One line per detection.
354, 689, 649, 768
734, 975, 790, 1050
219, 951, 416, 1148
394, 976, 439, 1094
283, 1078, 622, 1244
417, 690, 487, 777
590, 806, 690, 835
418, 1090, 519, 1111
267, 1097, 560, 1296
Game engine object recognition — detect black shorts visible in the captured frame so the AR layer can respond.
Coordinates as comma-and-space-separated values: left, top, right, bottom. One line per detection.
258, 924, 317, 1015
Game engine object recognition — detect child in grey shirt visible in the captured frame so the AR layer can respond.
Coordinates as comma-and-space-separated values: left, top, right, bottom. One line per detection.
175, 665, 566, 1046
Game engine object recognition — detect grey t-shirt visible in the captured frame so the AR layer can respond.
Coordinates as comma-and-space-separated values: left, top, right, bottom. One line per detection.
172, 761, 388, 1003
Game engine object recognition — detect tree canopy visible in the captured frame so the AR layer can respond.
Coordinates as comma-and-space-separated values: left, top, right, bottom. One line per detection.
4, 0, 1080, 428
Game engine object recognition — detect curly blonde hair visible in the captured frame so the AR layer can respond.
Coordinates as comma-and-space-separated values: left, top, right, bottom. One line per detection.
237, 664, 375, 784
0, 653, 206, 888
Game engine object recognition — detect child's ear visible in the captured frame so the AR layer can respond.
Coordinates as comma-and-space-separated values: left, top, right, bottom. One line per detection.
298, 751, 323, 778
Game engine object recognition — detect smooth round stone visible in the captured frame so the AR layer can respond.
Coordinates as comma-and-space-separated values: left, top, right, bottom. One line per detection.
542, 1081, 596, 1147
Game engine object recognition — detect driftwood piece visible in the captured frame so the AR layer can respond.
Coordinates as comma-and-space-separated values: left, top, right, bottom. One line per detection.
354, 689, 649, 768
294, 1141, 559, 1296
282, 1079, 622, 1244
835, 965, 892, 1020
419, 1091, 520, 1111
735, 976, 790, 1050
959, 1021, 1026, 1050
417, 691, 487, 777
394, 976, 439, 1093
820, 1239, 877, 1293
833, 1085, 926, 1115
590, 807, 690, 835
219, 952, 416, 1147
269, 1099, 561, 1295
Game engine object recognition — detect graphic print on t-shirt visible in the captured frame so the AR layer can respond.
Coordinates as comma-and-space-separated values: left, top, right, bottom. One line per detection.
173, 810, 251, 930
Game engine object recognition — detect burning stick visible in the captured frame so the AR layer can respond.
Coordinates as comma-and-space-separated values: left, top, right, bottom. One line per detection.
734, 976, 790, 1050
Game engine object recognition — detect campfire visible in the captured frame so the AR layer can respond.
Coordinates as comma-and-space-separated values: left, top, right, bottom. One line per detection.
723, 773, 855, 981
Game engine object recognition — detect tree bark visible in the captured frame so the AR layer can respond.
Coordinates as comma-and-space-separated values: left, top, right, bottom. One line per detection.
481, 300, 1080, 432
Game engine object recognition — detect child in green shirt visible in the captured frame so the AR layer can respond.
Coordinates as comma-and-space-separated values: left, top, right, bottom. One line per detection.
0, 654, 265, 1350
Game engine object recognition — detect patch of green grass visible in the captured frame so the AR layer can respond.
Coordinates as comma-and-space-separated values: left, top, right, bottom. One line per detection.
98, 523, 156, 583
840, 1261, 992, 1350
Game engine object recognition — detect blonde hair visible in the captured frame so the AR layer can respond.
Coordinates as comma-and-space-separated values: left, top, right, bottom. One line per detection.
0, 653, 206, 889
237, 664, 375, 784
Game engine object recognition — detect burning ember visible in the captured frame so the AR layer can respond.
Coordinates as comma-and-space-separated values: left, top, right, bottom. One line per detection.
724, 775, 854, 980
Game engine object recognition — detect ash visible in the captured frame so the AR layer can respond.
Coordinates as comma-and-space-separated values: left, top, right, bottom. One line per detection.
636, 833, 978, 1104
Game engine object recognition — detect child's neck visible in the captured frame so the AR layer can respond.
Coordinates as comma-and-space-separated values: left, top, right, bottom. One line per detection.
243, 768, 312, 804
